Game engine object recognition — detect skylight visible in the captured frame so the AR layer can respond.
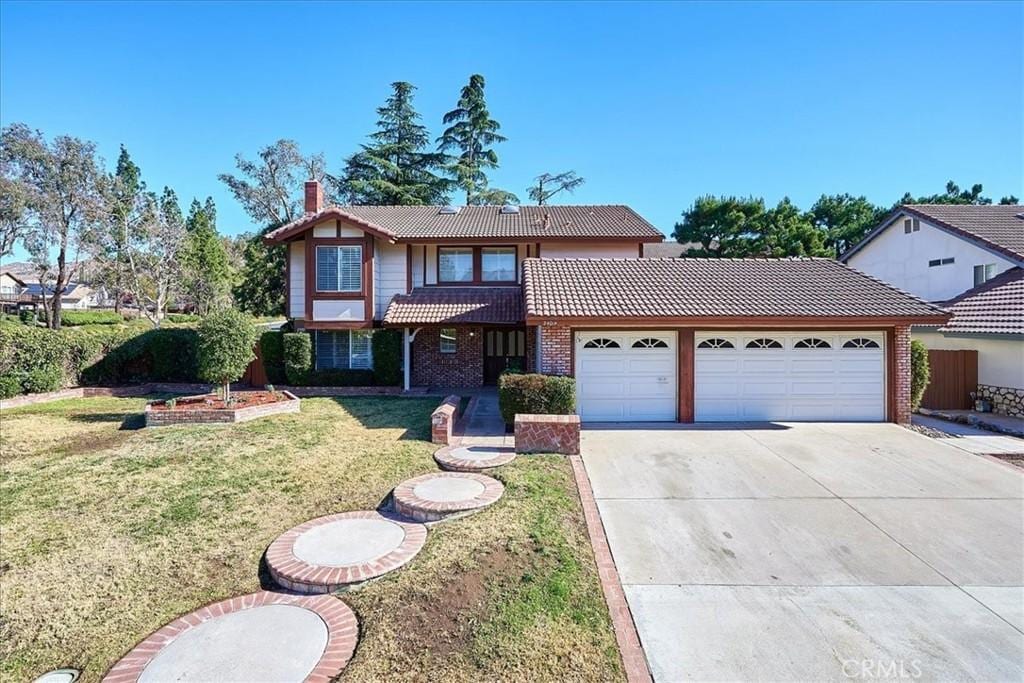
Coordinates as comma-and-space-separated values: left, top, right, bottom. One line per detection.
438, 206, 460, 215
500, 205, 520, 214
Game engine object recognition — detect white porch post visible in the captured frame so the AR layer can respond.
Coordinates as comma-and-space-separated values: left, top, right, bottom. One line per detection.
403, 328, 411, 392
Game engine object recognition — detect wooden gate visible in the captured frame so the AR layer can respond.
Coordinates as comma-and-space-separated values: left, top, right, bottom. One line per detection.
920, 349, 977, 410
242, 341, 268, 387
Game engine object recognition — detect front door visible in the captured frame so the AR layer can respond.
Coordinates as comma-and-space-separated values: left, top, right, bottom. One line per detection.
484, 328, 527, 385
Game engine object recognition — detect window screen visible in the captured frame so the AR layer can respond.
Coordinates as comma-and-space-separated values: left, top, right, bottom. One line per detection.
316, 245, 362, 292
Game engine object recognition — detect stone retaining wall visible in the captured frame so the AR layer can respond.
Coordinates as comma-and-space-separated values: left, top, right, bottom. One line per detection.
144, 391, 300, 427
431, 395, 460, 444
976, 384, 1024, 419
515, 414, 580, 455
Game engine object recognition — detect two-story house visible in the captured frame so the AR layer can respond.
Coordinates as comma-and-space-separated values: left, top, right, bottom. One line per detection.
266, 181, 946, 424
843, 204, 1024, 417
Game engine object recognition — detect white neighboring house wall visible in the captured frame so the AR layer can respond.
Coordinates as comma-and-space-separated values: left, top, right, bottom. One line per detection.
914, 328, 1024, 391
846, 213, 1017, 302
0, 273, 23, 296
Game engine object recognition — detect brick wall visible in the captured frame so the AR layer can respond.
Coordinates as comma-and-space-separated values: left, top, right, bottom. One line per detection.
515, 414, 580, 455
412, 327, 483, 388
431, 395, 459, 444
893, 325, 912, 424
539, 322, 572, 376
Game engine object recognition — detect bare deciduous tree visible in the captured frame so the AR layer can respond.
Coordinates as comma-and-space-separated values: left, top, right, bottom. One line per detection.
1, 123, 106, 329
125, 188, 186, 328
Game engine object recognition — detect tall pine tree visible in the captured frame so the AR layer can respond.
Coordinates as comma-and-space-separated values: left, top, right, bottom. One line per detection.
338, 82, 450, 205
181, 198, 232, 314
437, 74, 517, 205
103, 145, 144, 313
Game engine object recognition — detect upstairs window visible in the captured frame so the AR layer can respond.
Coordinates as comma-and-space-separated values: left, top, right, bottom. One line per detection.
481, 247, 517, 282
903, 218, 920, 234
316, 245, 362, 292
928, 257, 955, 267
974, 263, 998, 286
438, 248, 474, 283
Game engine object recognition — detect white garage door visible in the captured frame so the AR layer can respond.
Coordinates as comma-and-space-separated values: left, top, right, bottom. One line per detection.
575, 331, 677, 422
695, 332, 885, 422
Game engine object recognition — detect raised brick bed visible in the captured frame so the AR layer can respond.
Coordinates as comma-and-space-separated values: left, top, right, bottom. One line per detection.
431, 394, 460, 445
144, 391, 300, 427
515, 413, 581, 455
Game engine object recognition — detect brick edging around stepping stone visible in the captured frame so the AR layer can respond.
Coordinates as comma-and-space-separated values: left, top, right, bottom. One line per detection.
433, 444, 516, 472
393, 472, 504, 522
568, 455, 653, 683
102, 590, 358, 683
266, 511, 427, 593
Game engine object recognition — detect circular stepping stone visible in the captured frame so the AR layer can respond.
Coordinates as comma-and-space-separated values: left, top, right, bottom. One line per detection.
266, 511, 427, 593
33, 670, 79, 683
434, 444, 516, 472
393, 471, 504, 522
103, 591, 357, 683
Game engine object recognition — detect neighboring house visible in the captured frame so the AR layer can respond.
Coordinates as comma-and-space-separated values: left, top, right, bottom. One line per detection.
842, 204, 1024, 417
0, 273, 106, 311
642, 240, 704, 257
0, 272, 32, 312
265, 181, 946, 424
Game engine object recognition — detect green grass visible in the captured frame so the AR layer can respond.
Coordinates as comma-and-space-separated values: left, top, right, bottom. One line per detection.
0, 395, 621, 682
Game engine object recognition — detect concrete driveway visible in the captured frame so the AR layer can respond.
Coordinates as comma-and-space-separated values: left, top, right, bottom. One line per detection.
581, 423, 1024, 682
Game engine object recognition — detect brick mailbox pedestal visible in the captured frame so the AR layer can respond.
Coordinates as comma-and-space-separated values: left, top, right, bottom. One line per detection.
431, 395, 460, 445
514, 414, 580, 455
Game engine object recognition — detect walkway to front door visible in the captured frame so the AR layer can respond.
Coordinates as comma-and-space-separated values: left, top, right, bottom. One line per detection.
455, 389, 512, 447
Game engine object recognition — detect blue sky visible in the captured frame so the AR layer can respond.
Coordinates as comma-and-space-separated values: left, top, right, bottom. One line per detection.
1, 0, 1021, 252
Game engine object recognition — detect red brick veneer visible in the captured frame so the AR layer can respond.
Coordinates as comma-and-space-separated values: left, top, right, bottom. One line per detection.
893, 325, 912, 424
392, 471, 504, 522
431, 395, 460, 444
515, 414, 580, 455
538, 322, 572, 376
412, 326, 484, 387
265, 511, 427, 593
102, 591, 358, 683
143, 392, 300, 426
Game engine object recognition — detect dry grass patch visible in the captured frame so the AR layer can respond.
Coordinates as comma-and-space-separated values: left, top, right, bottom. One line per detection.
0, 395, 622, 682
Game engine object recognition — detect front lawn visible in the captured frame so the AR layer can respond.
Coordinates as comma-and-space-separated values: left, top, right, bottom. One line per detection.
0, 396, 622, 682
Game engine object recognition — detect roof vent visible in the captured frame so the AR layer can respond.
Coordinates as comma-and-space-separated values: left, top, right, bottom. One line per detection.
500, 204, 520, 214
438, 206, 460, 215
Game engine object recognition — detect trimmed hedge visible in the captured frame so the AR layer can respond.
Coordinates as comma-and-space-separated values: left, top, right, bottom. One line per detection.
498, 373, 576, 425
307, 369, 376, 386
910, 339, 930, 411
259, 330, 287, 384
283, 332, 311, 385
60, 310, 124, 326
0, 324, 200, 398
372, 329, 402, 386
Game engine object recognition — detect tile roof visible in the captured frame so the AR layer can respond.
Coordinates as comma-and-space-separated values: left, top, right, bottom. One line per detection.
843, 204, 1024, 262
937, 267, 1024, 335
383, 287, 523, 326
642, 240, 706, 257
522, 258, 948, 321
265, 205, 664, 243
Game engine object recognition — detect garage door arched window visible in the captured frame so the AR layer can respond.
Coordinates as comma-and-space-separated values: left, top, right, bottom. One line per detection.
632, 338, 669, 349
745, 338, 783, 349
583, 338, 620, 349
794, 338, 831, 349
697, 338, 734, 349
843, 338, 880, 349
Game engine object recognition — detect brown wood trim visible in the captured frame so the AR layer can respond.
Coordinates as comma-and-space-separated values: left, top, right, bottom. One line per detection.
885, 328, 896, 422
398, 236, 661, 245
364, 234, 374, 323
525, 315, 949, 327
284, 242, 291, 318
422, 245, 427, 285
406, 244, 412, 293
263, 210, 397, 244
435, 244, 519, 286
304, 238, 313, 320
638, 242, 644, 258
335, 219, 341, 237
535, 242, 541, 257
678, 329, 694, 423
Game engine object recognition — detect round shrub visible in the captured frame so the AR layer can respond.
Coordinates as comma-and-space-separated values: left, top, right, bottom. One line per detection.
259, 330, 287, 385
196, 310, 258, 399
371, 329, 402, 386
282, 332, 311, 385
498, 373, 577, 425
0, 373, 24, 398
910, 339, 930, 410
22, 365, 62, 394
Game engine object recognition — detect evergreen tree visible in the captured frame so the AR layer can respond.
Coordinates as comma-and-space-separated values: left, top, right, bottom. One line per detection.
809, 193, 887, 256
181, 198, 232, 314
101, 145, 143, 313
898, 180, 995, 206
233, 225, 284, 317
528, 170, 585, 205
672, 196, 765, 257
337, 82, 450, 205
755, 198, 831, 257
437, 74, 517, 205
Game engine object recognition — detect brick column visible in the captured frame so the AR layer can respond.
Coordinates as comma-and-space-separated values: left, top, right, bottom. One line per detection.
539, 322, 572, 376
892, 325, 912, 424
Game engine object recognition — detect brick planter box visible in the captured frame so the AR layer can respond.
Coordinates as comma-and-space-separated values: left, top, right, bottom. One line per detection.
514, 414, 580, 455
144, 391, 300, 427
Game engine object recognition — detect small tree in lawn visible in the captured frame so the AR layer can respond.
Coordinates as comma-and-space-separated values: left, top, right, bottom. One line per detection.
197, 309, 258, 402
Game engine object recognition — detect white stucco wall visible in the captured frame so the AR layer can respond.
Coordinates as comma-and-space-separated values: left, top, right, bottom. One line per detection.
914, 328, 1024, 390
289, 240, 305, 319
847, 215, 1017, 302
312, 299, 365, 322
375, 240, 406, 318
540, 241, 641, 258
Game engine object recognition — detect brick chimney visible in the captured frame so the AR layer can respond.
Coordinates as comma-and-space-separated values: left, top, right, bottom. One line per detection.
304, 180, 323, 214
